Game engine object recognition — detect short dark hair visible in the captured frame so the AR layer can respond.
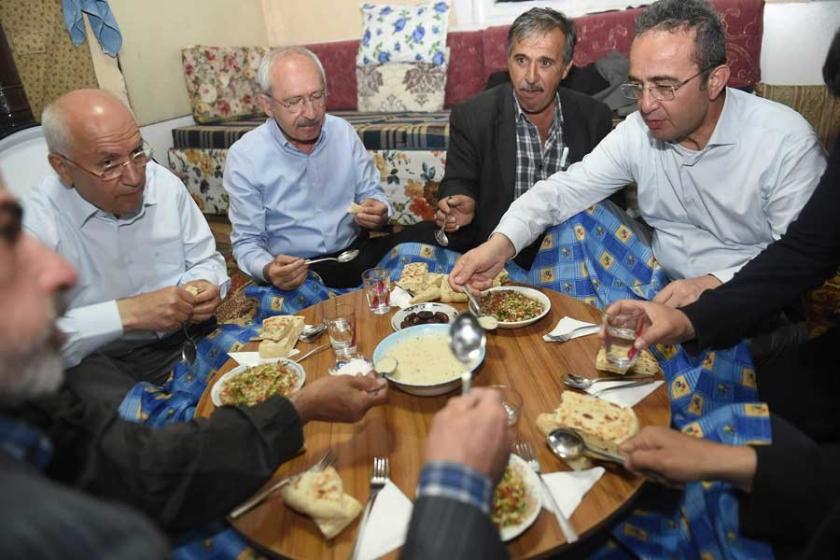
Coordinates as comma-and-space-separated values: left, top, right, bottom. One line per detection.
823, 28, 840, 97
635, 0, 727, 74
507, 8, 576, 66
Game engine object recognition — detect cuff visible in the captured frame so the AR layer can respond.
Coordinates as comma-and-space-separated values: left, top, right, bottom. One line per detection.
417, 461, 494, 516
492, 222, 528, 257
710, 266, 740, 284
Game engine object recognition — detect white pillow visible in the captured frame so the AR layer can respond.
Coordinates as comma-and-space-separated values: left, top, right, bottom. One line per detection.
357, 1, 450, 66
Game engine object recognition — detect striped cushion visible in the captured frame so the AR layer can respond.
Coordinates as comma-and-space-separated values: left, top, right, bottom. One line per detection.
172, 111, 450, 151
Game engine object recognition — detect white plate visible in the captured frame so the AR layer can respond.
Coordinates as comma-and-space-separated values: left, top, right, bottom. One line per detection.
497, 454, 542, 542
470, 286, 551, 329
211, 358, 306, 407
390, 302, 458, 331
372, 323, 484, 396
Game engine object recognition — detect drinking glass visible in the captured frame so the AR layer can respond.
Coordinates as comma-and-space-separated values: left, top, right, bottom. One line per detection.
362, 267, 391, 315
602, 313, 640, 370
325, 302, 357, 362
488, 384, 523, 426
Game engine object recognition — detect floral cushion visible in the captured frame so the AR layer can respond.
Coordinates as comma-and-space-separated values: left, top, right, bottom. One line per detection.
168, 147, 446, 226
357, 1, 449, 66
182, 46, 267, 124
357, 62, 447, 112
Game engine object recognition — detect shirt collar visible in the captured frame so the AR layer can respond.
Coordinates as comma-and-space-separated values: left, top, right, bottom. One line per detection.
267, 116, 327, 154
702, 87, 736, 147
62, 163, 158, 228
513, 91, 562, 127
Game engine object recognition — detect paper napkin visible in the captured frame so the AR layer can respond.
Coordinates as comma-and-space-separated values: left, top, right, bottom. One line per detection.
540, 467, 605, 518
357, 479, 413, 560
390, 286, 413, 309
587, 380, 663, 407
543, 316, 600, 342
228, 349, 300, 366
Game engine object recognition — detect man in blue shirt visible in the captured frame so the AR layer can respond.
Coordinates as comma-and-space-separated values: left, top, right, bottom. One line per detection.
225, 47, 395, 290
24, 89, 229, 404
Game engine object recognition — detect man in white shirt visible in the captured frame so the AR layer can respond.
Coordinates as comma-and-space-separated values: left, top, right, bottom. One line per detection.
23, 89, 229, 403
450, 0, 826, 308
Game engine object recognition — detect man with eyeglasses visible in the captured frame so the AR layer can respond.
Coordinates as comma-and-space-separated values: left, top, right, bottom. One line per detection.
450, 0, 826, 311
224, 46, 395, 290
22, 89, 229, 405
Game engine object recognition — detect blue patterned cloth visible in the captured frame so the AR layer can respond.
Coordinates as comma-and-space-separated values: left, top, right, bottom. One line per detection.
417, 461, 494, 515
61, 0, 122, 56
116, 202, 774, 558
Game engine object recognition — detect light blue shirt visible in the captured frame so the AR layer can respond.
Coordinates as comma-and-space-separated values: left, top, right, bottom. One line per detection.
224, 115, 390, 281
23, 162, 229, 368
496, 88, 827, 282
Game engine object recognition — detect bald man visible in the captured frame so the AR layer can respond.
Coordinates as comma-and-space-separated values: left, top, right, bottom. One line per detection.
23, 89, 229, 404
224, 47, 400, 290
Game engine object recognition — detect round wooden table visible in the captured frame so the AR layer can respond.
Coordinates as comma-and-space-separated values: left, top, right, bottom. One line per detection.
196, 288, 671, 558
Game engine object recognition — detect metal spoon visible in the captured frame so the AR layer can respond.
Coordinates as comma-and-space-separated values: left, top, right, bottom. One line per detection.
448, 312, 486, 394
546, 428, 677, 486
373, 356, 398, 378
181, 322, 197, 364
299, 323, 326, 342
434, 197, 451, 246
304, 249, 360, 265
564, 372, 655, 391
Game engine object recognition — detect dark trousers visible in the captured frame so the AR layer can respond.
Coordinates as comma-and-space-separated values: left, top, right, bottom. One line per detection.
65, 319, 217, 407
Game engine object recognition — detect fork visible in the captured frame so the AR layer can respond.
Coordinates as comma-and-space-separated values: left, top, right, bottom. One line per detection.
181, 321, 197, 364
545, 325, 598, 342
514, 441, 579, 544
349, 457, 390, 560
229, 449, 336, 519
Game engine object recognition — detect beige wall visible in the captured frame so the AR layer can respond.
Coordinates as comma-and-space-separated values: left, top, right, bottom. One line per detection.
261, 0, 455, 46
108, 0, 268, 125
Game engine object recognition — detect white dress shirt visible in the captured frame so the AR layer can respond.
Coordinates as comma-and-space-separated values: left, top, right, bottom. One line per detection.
23, 162, 230, 368
495, 88, 827, 282
224, 115, 391, 281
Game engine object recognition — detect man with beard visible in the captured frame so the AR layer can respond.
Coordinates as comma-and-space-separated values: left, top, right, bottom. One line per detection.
430, 7, 614, 269
451, 0, 826, 309
225, 47, 397, 290
24, 89, 229, 404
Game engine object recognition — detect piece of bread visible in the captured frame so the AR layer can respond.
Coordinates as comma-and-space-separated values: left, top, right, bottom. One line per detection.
536, 391, 639, 454
397, 262, 429, 294
595, 347, 660, 375
439, 274, 468, 303
184, 285, 204, 296
258, 315, 305, 359
347, 202, 363, 215
279, 466, 362, 539
409, 272, 444, 304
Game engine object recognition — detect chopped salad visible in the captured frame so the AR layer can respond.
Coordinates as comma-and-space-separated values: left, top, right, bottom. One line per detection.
480, 290, 544, 323
220, 362, 299, 407
491, 464, 530, 528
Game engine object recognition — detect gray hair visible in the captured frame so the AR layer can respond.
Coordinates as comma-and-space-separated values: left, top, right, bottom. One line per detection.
256, 46, 327, 94
507, 7, 576, 66
41, 102, 72, 154
635, 0, 727, 75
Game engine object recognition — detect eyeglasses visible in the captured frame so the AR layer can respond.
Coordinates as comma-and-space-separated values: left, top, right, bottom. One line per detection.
263, 90, 327, 114
0, 200, 23, 245
57, 141, 153, 182
620, 68, 710, 102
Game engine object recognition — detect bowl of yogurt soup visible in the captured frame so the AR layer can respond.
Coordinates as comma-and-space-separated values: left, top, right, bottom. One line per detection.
372, 323, 485, 396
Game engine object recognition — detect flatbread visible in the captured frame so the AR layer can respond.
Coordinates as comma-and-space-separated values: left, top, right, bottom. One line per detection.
440, 274, 468, 303
258, 315, 305, 359
409, 272, 444, 304
536, 391, 639, 454
184, 285, 204, 296
279, 466, 362, 539
595, 347, 660, 375
397, 262, 428, 294
347, 202, 363, 215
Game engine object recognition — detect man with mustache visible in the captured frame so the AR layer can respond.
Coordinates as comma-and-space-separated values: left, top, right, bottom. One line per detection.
432, 7, 614, 269
224, 47, 394, 290
23, 89, 229, 404
451, 0, 826, 309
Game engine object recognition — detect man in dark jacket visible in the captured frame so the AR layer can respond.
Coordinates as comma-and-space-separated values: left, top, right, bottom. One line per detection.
434, 7, 613, 269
